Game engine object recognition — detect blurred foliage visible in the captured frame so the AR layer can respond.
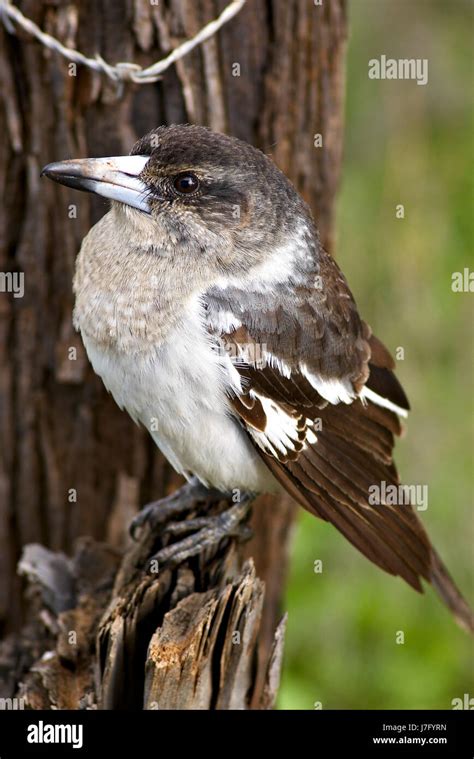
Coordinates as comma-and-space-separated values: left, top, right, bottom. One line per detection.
279, 0, 473, 709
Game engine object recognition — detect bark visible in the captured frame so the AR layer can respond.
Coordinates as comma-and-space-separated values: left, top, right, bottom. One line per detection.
0, 0, 347, 708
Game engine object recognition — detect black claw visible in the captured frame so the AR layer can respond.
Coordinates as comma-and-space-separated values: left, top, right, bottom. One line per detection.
130, 483, 255, 571
162, 517, 212, 536
129, 504, 157, 540
147, 498, 254, 570
129, 480, 229, 541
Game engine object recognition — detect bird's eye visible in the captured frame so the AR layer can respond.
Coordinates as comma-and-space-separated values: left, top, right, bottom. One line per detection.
173, 172, 200, 195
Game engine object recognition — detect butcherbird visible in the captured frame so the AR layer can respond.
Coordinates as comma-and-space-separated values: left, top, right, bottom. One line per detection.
42, 124, 473, 632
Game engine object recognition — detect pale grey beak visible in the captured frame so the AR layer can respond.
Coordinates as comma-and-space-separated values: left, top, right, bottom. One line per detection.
41, 155, 152, 214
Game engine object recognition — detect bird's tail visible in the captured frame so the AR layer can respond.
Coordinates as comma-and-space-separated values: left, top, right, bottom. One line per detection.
430, 549, 474, 634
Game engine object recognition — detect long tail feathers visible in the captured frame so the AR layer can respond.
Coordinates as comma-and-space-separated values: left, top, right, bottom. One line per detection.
430, 549, 474, 634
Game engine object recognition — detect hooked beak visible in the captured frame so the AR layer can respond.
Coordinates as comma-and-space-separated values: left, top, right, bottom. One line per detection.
41, 155, 152, 214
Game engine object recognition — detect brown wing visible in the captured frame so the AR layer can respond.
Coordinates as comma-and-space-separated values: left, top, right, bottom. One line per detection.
219, 327, 473, 633
206, 248, 374, 394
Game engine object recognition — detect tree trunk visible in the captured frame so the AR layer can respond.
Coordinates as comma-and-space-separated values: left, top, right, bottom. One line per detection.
0, 0, 347, 708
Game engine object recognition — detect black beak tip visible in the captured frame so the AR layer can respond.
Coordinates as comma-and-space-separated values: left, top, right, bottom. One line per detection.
40, 162, 80, 189
41, 163, 57, 179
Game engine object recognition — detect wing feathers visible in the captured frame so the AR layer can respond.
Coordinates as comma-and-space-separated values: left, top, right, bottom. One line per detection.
317, 401, 396, 464
365, 364, 410, 412
290, 437, 431, 583
209, 299, 473, 631
430, 550, 474, 633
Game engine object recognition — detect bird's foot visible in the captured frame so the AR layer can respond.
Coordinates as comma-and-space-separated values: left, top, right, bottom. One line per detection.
129, 477, 224, 540
148, 494, 254, 569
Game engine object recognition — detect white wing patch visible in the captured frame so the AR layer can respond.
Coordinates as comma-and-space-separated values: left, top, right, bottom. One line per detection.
360, 386, 408, 418
301, 364, 356, 404
206, 308, 242, 334
306, 427, 318, 444
247, 391, 314, 460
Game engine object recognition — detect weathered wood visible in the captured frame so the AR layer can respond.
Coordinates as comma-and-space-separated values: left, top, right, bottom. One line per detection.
9, 506, 286, 709
0, 0, 347, 708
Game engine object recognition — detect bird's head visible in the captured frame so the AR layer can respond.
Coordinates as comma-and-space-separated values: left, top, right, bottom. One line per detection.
41, 124, 315, 281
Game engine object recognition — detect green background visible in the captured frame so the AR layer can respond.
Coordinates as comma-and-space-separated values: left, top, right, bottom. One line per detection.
279, 0, 473, 709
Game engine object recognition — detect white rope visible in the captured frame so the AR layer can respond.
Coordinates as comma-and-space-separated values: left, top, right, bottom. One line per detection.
0, 0, 246, 84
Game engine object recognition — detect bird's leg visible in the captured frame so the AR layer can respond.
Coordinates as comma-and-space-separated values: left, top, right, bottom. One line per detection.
129, 477, 224, 540
148, 491, 254, 569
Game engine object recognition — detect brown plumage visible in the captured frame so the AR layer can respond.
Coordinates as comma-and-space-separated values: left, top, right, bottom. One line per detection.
225, 330, 474, 634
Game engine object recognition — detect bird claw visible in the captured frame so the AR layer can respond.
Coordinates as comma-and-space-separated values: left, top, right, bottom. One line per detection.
162, 516, 215, 536
129, 478, 223, 540
147, 499, 253, 570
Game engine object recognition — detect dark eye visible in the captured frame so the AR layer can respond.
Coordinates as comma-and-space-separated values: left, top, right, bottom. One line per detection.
173, 172, 200, 195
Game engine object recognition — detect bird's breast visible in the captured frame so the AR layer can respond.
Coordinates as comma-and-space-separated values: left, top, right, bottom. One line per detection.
79, 297, 278, 493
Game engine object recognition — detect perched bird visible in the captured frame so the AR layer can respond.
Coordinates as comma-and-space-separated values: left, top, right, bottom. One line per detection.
42, 124, 473, 632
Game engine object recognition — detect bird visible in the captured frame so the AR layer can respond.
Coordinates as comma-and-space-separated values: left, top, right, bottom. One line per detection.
41, 124, 473, 633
